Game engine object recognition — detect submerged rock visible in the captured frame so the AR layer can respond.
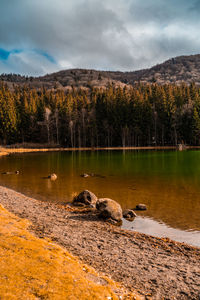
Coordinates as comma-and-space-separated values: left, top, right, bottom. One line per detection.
2, 171, 19, 175
80, 173, 90, 178
96, 198, 122, 222
80, 173, 105, 178
48, 173, 57, 181
135, 204, 147, 211
123, 209, 137, 220
73, 190, 98, 207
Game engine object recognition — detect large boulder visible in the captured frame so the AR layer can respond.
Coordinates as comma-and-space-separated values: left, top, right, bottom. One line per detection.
73, 190, 98, 207
96, 198, 122, 222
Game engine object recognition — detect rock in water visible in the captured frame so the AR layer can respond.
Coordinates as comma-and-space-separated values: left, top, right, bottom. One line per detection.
96, 198, 122, 222
80, 173, 90, 178
123, 209, 137, 220
135, 204, 147, 211
48, 173, 57, 181
2, 171, 19, 175
73, 190, 98, 207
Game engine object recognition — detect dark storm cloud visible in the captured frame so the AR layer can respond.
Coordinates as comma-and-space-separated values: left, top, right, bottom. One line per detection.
0, 0, 199, 75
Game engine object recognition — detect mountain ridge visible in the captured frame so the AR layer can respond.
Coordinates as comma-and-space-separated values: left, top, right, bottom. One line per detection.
1, 54, 200, 90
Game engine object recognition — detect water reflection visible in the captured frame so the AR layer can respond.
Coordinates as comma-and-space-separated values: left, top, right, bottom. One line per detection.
0, 150, 200, 246
122, 217, 200, 247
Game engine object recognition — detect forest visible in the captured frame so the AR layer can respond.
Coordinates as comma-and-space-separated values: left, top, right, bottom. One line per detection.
0, 82, 200, 147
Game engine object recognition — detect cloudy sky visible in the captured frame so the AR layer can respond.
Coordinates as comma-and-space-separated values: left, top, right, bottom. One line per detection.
0, 0, 200, 75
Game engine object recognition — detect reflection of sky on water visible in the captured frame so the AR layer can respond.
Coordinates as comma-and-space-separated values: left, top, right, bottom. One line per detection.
122, 217, 200, 247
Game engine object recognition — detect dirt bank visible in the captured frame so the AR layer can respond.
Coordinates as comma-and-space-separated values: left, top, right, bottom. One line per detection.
0, 186, 199, 299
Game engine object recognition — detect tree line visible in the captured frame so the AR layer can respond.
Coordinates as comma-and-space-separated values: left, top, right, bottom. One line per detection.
0, 82, 200, 147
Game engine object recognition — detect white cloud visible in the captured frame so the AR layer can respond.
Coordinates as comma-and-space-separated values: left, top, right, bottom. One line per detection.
0, 50, 56, 75
0, 0, 200, 74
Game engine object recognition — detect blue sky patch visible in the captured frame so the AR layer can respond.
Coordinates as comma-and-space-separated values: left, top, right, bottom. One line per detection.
0, 47, 56, 64
0, 48, 23, 61
34, 49, 56, 64
0, 48, 10, 60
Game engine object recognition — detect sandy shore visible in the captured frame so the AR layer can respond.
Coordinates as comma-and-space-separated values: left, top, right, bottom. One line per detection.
0, 146, 176, 158
2, 145, 200, 158
1, 145, 200, 160
0, 186, 199, 299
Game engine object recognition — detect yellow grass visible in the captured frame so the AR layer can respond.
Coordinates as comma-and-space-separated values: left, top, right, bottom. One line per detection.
0, 204, 139, 299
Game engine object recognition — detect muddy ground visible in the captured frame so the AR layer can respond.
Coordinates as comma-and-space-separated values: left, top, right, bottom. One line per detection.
0, 186, 199, 299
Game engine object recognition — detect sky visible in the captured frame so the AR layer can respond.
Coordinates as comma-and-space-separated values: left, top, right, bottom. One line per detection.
0, 0, 200, 75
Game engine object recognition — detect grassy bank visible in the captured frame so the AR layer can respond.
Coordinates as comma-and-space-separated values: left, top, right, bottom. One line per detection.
0, 204, 138, 299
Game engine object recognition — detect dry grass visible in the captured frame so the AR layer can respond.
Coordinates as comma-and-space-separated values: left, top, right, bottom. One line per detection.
0, 204, 139, 300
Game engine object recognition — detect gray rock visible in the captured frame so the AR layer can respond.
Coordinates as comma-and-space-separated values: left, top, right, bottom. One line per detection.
96, 198, 122, 222
73, 190, 98, 207
123, 209, 137, 220
135, 204, 147, 211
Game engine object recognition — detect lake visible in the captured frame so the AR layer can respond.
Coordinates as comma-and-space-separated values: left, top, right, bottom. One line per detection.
0, 150, 200, 247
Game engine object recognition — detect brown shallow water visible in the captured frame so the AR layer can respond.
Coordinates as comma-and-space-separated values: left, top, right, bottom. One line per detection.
0, 150, 200, 246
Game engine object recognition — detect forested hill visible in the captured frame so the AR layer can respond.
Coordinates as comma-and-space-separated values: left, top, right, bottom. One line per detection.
1, 54, 200, 89
127, 54, 200, 85
1, 54, 200, 148
0, 82, 200, 147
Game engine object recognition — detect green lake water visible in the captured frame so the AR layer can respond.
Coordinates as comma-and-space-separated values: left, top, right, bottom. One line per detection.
0, 150, 200, 247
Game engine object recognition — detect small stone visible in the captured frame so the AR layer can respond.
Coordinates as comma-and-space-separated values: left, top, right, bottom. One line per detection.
2, 170, 20, 175
123, 209, 137, 220
80, 173, 90, 178
135, 204, 147, 211
48, 173, 57, 181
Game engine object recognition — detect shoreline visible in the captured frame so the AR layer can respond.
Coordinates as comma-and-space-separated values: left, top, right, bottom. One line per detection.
0, 146, 176, 157
0, 203, 138, 299
0, 185, 199, 299
1, 145, 200, 157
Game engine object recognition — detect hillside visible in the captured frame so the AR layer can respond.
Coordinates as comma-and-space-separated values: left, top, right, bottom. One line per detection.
1, 54, 200, 89
0, 69, 129, 91
125, 54, 200, 85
